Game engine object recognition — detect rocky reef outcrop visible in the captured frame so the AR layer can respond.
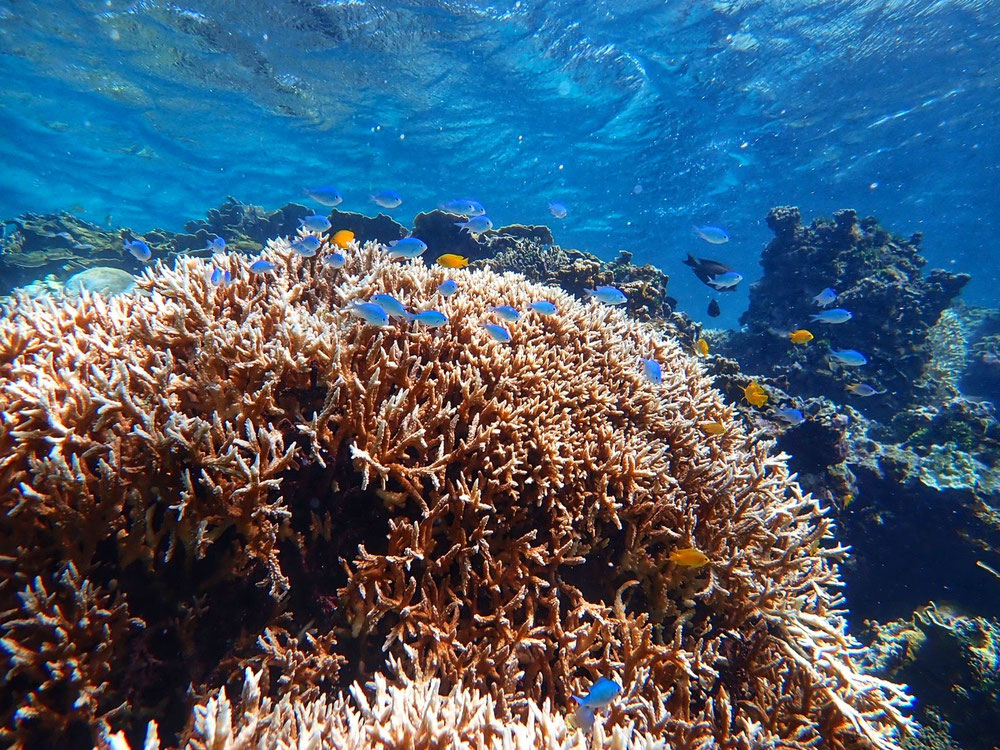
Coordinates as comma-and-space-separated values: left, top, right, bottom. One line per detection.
728, 207, 969, 421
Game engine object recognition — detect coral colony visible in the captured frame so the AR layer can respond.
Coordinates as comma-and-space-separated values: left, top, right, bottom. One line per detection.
0, 226, 914, 749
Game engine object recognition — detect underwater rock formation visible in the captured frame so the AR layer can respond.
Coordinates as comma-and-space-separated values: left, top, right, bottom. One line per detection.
0, 236, 909, 747
0, 212, 129, 294
725, 207, 969, 421
486, 243, 678, 324
861, 604, 1000, 750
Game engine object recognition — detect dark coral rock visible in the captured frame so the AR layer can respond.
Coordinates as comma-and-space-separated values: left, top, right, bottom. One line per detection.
411, 210, 486, 260
411, 210, 554, 264
484, 241, 681, 327
722, 207, 970, 422
325, 209, 408, 247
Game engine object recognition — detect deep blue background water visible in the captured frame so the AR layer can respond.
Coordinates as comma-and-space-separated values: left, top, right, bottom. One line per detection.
1, 0, 997, 327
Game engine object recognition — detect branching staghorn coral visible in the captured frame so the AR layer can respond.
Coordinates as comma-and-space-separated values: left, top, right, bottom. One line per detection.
0, 234, 911, 747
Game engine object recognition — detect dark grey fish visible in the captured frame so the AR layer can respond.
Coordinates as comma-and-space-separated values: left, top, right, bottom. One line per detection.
707, 299, 721, 317
683, 253, 734, 288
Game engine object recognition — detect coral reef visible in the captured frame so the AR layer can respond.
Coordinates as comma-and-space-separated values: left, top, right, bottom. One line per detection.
861, 604, 1000, 750
0, 212, 128, 293
723, 207, 969, 421
486, 242, 679, 324
0, 236, 909, 747
105, 665, 674, 750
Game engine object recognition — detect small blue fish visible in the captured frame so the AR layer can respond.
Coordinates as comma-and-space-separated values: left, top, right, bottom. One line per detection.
548, 201, 568, 219
201, 236, 226, 253
388, 237, 428, 260
813, 288, 837, 307
642, 358, 662, 384
209, 267, 234, 286
306, 186, 342, 207
456, 215, 493, 235
584, 286, 627, 306
406, 309, 449, 327
482, 322, 512, 343
123, 239, 151, 262
529, 300, 557, 315
300, 215, 332, 233
371, 190, 402, 209
693, 225, 730, 244
437, 279, 459, 296
707, 271, 743, 290
370, 294, 409, 320
440, 198, 485, 216
810, 308, 853, 324
249, 259, 276, 275
774, 407, 805, 425
573, 677, 622, 711
828, 348, 867, 367
348, 301, 391, 327
324, 252, 346, 269
492, 305, 520, 322
291, 236, 322, 257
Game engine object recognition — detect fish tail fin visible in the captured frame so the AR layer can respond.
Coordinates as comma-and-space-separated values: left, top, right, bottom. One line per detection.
683, 253, 698, 268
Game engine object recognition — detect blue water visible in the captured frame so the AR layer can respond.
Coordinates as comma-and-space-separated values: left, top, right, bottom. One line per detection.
0, 0, 997, 327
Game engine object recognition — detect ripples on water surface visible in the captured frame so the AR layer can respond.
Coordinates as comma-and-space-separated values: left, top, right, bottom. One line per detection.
0, 0, 996, 323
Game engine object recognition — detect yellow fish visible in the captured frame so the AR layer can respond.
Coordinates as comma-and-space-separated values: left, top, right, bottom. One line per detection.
436, 253, 469, 269
743, 382, 768, 407
694, 338, 709, 357
669, 547, 709, 568
332, 230, 355, 249
699, 421, 727, 436
788, 329, 814, 344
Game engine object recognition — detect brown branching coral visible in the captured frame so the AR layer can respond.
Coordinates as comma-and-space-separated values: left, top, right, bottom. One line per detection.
0, 235, 911, 748
0, 563, 143, 746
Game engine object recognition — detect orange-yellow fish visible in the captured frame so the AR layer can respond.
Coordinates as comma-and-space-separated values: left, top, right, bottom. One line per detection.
694, 338, 709, 357
332, 229, 355, 249
789, 329, 814, 344
436, 253, 469, 269
669, 547, 709, 568
743, 382, 768, 407
699, 421, 727, 436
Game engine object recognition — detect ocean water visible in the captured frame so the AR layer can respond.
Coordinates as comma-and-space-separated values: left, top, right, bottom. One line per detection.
1, 0, 997, 328
2, 2, 1000, 748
